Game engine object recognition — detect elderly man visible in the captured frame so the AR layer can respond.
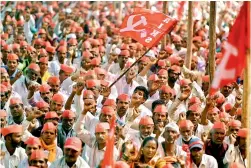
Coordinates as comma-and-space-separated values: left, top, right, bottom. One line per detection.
177, 120, 197, 146
224, 120, 242, 145
152, 104, 169, 138
29, 150, 49, 168
0, 125, 27, 167
50, 137, 89, 168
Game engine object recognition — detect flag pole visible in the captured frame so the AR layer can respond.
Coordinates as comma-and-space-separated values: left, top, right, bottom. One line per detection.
146, 1, 150, 9
161, 1, 168, 50
208, 2, 216, 84
185, 2, 193, 69
109, 48, 152, 88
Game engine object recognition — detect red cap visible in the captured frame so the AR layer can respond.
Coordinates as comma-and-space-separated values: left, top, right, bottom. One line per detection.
157, 69, 168, 76
172, 35, 182, 42
193, 36, 202, 42
1, 125, 23, 136
90, 57, 101, 66
7, 53, 19, 60
57, 46, 67, 53
237, 128, 248, 138
12, 43, 20, 50
169, 65, 181, 73
119, 50, 130, 57
101, 106, 115, 115
34, 38, 45, 46
0, 110, 7, 117
82, 41, 91, 48
25, 137, 41, 146
39, 57, 49, 64
224, 103, 233, 111
52, 93, 64, 103
36, 101, 49, 109
0, 67, 7, 74
28, 63, 40, 72
16, 20, 24, 26
216, 93, 225, 104
160, 85, 173, 94
45, 112, 59, 119
83, 90, 95, 98
27, 46, 36, 52
158, 60, 166, 67
38, 28, 46, 34
140, 56, 150, 62
178, 120, 194, 128
82, 51, 93, 58
39, 84, 51, 93
139, 116, 154, 125
62, 110, 76, 118
95, 122, 110, 133
64, 137, 82, 152
236, 108, 242, 116
230, 163, 245, 168
154, 105, 167, 113
148, 74, 159, 81
42, 122, 57, 132
168, 56, 181, 66
20, 41, 28, 47
117, 94, 130, 102
228, 120, 241, 128
60, 64, 74, 74
68, 38, 78, 45
104, 99, 116, 107
30, 150, 48, 161
180, 79, 192, 86
86, 79, 100, 88
100, 80, 109, 87
212, 121, 226, 131
219, 112, 229, 119
208, 107, 220, 114
10, 97, 23, 105
46, 46, 56, 54
76, 26, 83, 33
120, 44, 129, 50
91, 39, 100, 46
189, 97, 201, 105
202, 75, 210, 83
94, 67, 106, 75
48, 76, 60, 84
164, 46, 173, 54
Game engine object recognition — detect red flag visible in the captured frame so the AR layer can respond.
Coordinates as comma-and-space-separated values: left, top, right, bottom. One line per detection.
119, 8, 177, 48
210, 2, 250, 94
101, 116, 116, 168
177, 1, 186, 20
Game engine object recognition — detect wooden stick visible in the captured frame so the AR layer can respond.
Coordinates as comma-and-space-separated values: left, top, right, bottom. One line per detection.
146, 1, 150, 9
161, 1, 168, 50
208, 2, 216, 84
109, 48, 152, 88
185, 2, 193, 69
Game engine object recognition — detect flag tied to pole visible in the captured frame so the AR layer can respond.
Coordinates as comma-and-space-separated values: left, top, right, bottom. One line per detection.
119, 8, 177, 48
210, 2, 250, 94
101, 116, 116, 168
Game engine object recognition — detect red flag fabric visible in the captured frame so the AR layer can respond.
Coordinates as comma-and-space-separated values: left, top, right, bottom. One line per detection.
101, 116, 116, 168
119, 8, 177, 48
210, 2, 250, 94
177, 1, 186, 20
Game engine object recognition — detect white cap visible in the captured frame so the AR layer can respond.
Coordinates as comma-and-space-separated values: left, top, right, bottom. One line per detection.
65, 8, 72, 14
111, 48, 121, 55
145, 50, 155, 58
165, 122, 179, 134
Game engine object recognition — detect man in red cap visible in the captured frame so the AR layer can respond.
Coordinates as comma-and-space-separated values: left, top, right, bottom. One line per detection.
38, 57, 51, 84
57, 110, 77, 149
47, 76, 61, 95
224, 120, 241, 145
108, 50, 130, 75
224, 128, 248, 167
167, 65, 181, 94
176, 120, 196, 146
220, 83, 235, 105
50, 93, 65, 117
1, 124, 27, 167
152, 104, 169, 138
8, 97, 26, 125
116, 94, 130, 123
0, 67, 10, 84
29, 150, 49, 168
50, 137, 90, 168
0, 110, 7, 129
159, 85, 174, 107
48, 46, 67, 76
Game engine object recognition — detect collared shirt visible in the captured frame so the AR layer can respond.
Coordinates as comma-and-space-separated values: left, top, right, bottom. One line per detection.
49, 156, 90, 168
2, 66, 21, 81
157, 142, 187, 158
8, 114, 26, 125
223, 144, 247, 167
191, 154, 218, 168
0, 144, 27, 168
205, 140, 229, 168
57, 123, 77, 150
18, 158, 29, 168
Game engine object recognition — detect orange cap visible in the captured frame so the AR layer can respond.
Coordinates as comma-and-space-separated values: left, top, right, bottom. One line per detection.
158, 60, 166, 67
7, 53, 19, 60
52, 93, 64, 103
169, 65, 181, 73
188, 104, 202, 113
10, 97, 23, 105
157, 69, 168, 76
228, 120, 241, 128
178, 120, 194, 128
25, 137, 41, 146
44, 111, 59, 119
148, 74, 159, 81
168, 56, 181, 66
236, 108, 242, 116
224, 103, 233, 111
48, 76, 60, 84
34, 38, 45, 46
119, 50, 130, 57
160, 85, 173, 94
180, 79, 192, 86
101, 106, 115, 115
36, 101, 49, 109
212, 121, 226, 131
83, 90, 95, 98
1, 124, 23, 136
237, 128, 248, 138
90, 57, 101, 66
202, 75, 210, 83
139, 116, 154, 125
12, 43, 20, 50
27, 46, 36, 52
0, 110, 7, 117
30, 150, 48, 161
82, 51, 93, 58
39, 57, 49, 64
95, 122, 110, 133
20, 41, 28, 47
42, 122, 57, 132
28, 63, 40, 72
208, 107, 220, 114
104, 99, 116, 107
39, 84, 51, 93
86, 79, 100, 88
60, 64, 74, 74
46, 46, 56, 54
68, 38, 78, 45
154, 105, 167, 113
62, 110, 76, 118
39, 48, 48, 57
57, 46, 67, 53
117, 94, 130, 102
64, 137, 82, 151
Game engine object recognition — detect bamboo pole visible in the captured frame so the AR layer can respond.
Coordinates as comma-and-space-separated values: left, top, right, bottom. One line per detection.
161, 1, 168, 50
185, 2, 193, 69
146, 1, 150, 9
208, 2, 216, 84
118, 1, 122, 23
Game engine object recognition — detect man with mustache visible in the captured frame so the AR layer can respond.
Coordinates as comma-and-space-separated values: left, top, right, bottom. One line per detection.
116, 94, 130, 123
0, 125, 27, 167
28, 84, 52, 105
176, 120, 197, 146
8, 97, 26, 125
29, 150, 49, 168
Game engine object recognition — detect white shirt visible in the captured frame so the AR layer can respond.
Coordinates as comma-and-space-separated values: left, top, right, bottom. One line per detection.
157, 142, 187, 158
49, 156, 90, 168
223, 144, 247, 167
194, 123, 213, 140
127, 131, 155, 151
191, 154, 218, 168
114, 76, 139, 97
0, 144, 27, 168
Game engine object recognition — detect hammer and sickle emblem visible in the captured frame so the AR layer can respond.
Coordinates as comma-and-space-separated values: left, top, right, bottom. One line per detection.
120, 14, 147, 38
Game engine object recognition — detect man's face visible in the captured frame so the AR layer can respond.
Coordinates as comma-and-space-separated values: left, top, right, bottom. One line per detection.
153, 112, 167, 124
221, 85, 232, 97
10, 103, 23, 118
202, 82, 209, 93
11, 132, 22, 147
173, 41, 182, 50
191, 148, 203, 162
27, 69, 40, 81
99, 113, 113, 123
207, 112, 218, 124
40, 91, 52, 103
163, 129, 179, 143
211, 129, 225, 145
158, 74, 168, 85
126, 66, 137, 80
0, 91, 9, 105
95, 131, 108, 144
117, 99, 129, 117
41, 130, 56, 145
7, 60, 18, 71
31, 158, 48, 168
139, 125, 154, 138
58, 51, 67, 62
138, 61, 148, 73
180, 127, 193, 141
83, 98, 96, 114
118, 55, 129, 68
159, 91, 171, 102
168, 70, 179, 83
0, 117, 7, 128
48, 82, 60, 94
59, 71, 71, 83
191, 59, 198, 70
0, 72, 10, 83
62, 117, 75, 131
131, 90, 145, 105
228, 126, 240, 136
187, 111, 201, 125
26, 144, 40, 157
50, 100, 63, 112
86, 86, 100, 100
64, 148, 81, 164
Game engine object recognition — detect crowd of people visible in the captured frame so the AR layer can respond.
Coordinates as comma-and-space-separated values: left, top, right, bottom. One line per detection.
0, 1, 248, 168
